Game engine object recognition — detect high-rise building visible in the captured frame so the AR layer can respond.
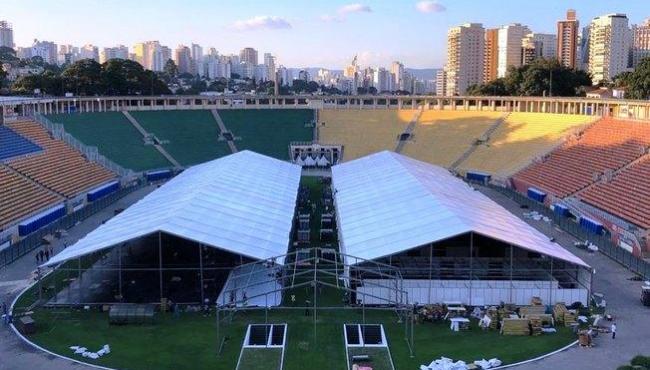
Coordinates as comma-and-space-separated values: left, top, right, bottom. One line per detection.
557, 9, 579, 69
435, 70, 447, 96
373, 67, 390, 92
264, 53, 276, 82
445, 23, 485, 95
58, 44, 79, 65
391, 61, 404, 91
132, 41, 169, 71
497, 24, 531, 78
632, 18, 650, 68
588, 14, 631, 85
577, 26, 590, 70
0, 21, 14, 48
483, 28, 499, 83
30, 39, 58, 64
191, 44, 203, 75
174, 45, 192, 74
239, 47, 258, 65
100, 45, 129, 63
79, 44, 100, 62
521, 33, 557, 65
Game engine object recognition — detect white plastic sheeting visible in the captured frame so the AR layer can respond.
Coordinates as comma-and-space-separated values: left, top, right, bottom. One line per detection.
331, 151, 588, 268
45, 151, 302, 266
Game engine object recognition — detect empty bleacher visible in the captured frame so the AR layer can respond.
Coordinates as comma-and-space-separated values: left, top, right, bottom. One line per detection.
578, 156, 650, 229
0, 165, 61, 230
401, 110, 503, 168
5, 120, 116, 198
458, 113, 594, 178
129, 110, 231, 166
319, 109, 415, 161
47, 112, 171, 171
515, 118, 650, 198
218, 109, 314, 160
0, 126, 42, 161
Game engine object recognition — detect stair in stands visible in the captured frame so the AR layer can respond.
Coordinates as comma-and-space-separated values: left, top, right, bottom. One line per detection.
210, 109, 238, 154
449, 112, 509, 171
122, 111, 181, 168
394, 109, 423, 154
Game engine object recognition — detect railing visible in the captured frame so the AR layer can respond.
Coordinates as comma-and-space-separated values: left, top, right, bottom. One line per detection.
0, 183, 144, 269
487, 183, 650, 280
32, 113, 134, 178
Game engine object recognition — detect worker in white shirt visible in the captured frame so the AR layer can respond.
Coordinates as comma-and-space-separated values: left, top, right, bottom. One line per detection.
611, 323, 617, 339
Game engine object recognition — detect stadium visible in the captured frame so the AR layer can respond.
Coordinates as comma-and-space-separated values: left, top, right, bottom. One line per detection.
2, 94, 650, 370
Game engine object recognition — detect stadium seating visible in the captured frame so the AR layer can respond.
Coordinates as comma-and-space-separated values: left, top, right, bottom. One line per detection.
218, 109, 314, 160
129, 110, 232, 166
318, 109, 415, 161
578, 156, 650, 229
458, 113, 594, 177
401, 110, 503, 168
48, 112, 171, 171
0, 126, 42, 161
515, 118, 650, 198
4, 120, 116, 198
0, 165, 61, 230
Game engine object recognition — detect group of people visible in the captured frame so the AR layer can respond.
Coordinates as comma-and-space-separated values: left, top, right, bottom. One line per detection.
34, 240, 68, 264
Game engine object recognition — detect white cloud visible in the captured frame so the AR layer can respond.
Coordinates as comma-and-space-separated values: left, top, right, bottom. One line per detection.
230, 16, 292, 31
320, 14, 344, 23
415, 1, 446, 13
338, 3, 372, 15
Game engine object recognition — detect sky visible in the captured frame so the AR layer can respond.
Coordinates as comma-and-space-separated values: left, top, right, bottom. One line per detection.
2, 0, 649, 69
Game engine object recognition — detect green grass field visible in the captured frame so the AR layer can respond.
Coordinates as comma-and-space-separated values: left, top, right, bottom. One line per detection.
348, 346, 394, 370
219, 109, 314, 159
48, 112, 171, 171
237, 348, 283, 370
130, 110, 232, 166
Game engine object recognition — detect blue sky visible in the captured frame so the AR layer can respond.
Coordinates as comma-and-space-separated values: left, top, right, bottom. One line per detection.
3, 0, 649, 69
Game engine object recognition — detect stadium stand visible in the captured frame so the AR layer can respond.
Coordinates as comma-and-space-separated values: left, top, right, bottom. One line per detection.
130, 110, 231, 166
318, 109, 414, 161
401, 110, 503, 168
0, 126, 42, 161
4, 120, 116, 198
47, 112, 171, 171
515, 118, 650, 198
0, 164, 61, 230
458, 113, 595, 178
218, 109, 314, 160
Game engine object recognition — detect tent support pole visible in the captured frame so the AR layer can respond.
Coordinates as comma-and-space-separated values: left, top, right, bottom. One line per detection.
469, 232, 473, 306
118, 244, 123, 302
509, 244, 513, 304
159, 232, 163, 304
428, 244, 433, 304
199, 243, 205, 305
78, 257, 82, 304
548, 258, 554, 305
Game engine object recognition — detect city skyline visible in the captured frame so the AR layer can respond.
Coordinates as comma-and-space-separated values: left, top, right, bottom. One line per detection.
2, 0, 650, 69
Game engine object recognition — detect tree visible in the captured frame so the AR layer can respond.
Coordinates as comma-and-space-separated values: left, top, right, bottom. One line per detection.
162, 59, 178, 82
62, 59, 103, 95
0, 46, 18, 63
617, 58, 650, 100
467, 78, 509, 96
101, 58, 147, 95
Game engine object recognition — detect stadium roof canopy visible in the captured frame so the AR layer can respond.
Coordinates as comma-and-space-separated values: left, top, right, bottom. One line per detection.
45, 151, 301, 266
331, 151, 589, 268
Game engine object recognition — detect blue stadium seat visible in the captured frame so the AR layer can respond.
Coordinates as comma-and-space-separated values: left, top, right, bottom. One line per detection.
0, 125, 42, 161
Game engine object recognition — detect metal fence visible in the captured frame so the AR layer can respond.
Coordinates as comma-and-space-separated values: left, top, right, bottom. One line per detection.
488, 184, 650, 280
0, 183, 143, 268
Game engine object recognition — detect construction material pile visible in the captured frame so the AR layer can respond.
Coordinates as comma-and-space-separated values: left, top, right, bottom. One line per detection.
553, 303, 577, 327
69, 344, 111, 360
420, 357, 502, 370
501, 318, 530, 335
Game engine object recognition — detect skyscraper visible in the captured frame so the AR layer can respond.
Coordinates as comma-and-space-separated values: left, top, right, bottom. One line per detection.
0, 21, 14, 48
632, 18, 650, 68
391, 61, 404, 91
191, 44, 203, 75
483, 28, 499, 83
30, 39, 58, 64
497, 24, 530, 78
557, 9, 579, 69
100, 45, 128, 63
239, 47, 258, 65
264, 53, 276, 82
174, 45, 192, 74
588, 14, 631, 84
445, 23, 485, 95
80, 44, 99, 62
521, 33, 557, 65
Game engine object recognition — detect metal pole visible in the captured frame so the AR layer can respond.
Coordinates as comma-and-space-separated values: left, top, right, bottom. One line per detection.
509, 245, 513, 304
199, 244, 205, 304
549, 258, 554, 305
469, 232, 473, 306
428, 244, 433, 304
216, 306, 220, 356
118, 244, 123, 302
78, 257, 82, 304
159, 232, 163, 304
313, 252, 317, 346
410, 305, 415, 357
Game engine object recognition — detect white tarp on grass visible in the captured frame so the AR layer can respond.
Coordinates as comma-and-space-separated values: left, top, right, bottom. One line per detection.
45, 151, 301, 266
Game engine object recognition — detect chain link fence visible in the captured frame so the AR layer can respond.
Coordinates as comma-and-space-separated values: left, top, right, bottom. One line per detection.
0, 183, 144, 268
486, 184, 650, 280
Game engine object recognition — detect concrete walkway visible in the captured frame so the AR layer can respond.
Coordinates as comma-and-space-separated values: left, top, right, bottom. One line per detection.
0, 185, 157, 370
210, 110, 238, 154
122, 111, 181, 168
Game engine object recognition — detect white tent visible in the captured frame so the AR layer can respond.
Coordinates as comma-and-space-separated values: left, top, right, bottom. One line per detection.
316, 155, 329, 167
331, 151, 589, 268
45, 151, 302, 266
304, 155, 316, 167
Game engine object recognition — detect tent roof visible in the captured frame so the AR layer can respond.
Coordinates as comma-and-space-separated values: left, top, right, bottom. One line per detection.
45, 151, 301, 266
331, 151, 589, 268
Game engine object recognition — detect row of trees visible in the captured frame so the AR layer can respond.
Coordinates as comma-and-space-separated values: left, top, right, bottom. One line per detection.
467, 59, 592, 97
613, 58, 650, 100
11, 59, 170, 96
